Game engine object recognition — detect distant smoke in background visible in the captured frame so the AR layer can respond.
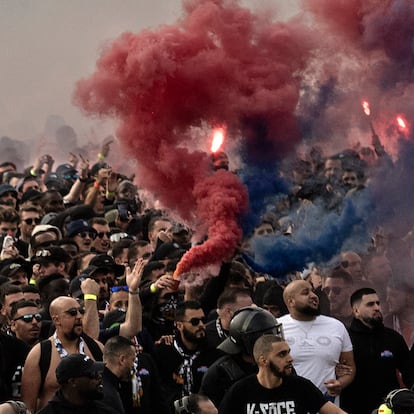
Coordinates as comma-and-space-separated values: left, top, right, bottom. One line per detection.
74, 0, 414, 277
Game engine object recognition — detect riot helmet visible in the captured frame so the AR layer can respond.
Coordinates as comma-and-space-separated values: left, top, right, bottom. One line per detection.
217, 306, 283, 356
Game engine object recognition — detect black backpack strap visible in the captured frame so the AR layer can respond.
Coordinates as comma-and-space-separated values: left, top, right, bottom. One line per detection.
38, 335, 101, 392
39, 340, 52, 393
82, 334, 103, 361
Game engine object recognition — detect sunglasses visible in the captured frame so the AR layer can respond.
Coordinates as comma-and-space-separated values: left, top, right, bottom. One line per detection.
14, 313, 42, 323
110, 285, 128, 293
23, 217, 41, 225
77, 232, 97, 240
182, 317, 207, 326
96, 231, 111, 239
63, 174, 79, 180
64, 307, 85, 316
323, 287, 342, 295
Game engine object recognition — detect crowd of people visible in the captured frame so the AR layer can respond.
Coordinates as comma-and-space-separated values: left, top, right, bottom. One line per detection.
0, 129, 413, 414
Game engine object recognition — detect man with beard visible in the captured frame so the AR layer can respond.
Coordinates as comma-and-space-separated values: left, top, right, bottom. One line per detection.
37, 353, 115, 414
219, 335, 348, 414
21, 296, 104, 413
102, 335, 136, 414
278, 280, 355, 407
340, 288, 413, 414
200, 306, 283, 407
152, 301, 220, 411
102, 335, 170, 414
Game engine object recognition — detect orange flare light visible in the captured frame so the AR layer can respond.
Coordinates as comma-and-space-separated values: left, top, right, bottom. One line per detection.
361, 100, 371, 117
210, 127, 225, 153
396, 116, 407, 130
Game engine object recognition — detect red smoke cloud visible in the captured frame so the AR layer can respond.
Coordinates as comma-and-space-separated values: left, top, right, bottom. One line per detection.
74, 0, 318, 275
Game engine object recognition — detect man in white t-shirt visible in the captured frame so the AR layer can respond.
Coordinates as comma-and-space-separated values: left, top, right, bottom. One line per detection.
278, 280, 355, 406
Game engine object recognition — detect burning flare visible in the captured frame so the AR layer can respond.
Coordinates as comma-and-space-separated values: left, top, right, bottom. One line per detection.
211, 127, 225, 153
361, 100, 371, 117
396, 115, 407, 130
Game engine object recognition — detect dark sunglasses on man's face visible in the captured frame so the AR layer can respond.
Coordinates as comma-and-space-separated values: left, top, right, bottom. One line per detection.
77, 232, 97, 240
14, 313, 42, 323
182, 317, 207, 326
64, 307, 85, 317
23, 217, 41, 225
96, 231, 111, 239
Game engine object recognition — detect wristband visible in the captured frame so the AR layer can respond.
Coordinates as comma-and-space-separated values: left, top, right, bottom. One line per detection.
97, 153, 105, 160
30, 169, 37, 177
29, 278, 37, 285
93, 181, 101, 189
106, 191, 115, 198
84, 294, 97, 301
150, 283, 157, 294
129, 290, 140, 295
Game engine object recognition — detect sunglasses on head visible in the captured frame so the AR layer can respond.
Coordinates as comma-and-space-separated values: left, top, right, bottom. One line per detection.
77, 231, 97, 240
182, 317, 207, 326
110, 232, 129, 243
64, 307, 85, 316
110, 285, 128, 293
96, 231, 111, 239
14, 313, 42, 323
23, 217, 41, 225
323, 287, 342, 295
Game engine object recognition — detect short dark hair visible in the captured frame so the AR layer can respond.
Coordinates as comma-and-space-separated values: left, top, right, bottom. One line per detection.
21, 284, 40, 294
253, 334, 284, 364
350, 287, 377, 307
175, 301, 202, 321
217, 288, 252, 309
103, 335, 134, 363
10, 300, 38, 320
0, 284, 22, 306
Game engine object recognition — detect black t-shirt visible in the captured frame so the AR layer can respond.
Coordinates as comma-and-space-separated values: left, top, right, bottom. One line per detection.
0, 332, 30, 402
219, 374, 327, 414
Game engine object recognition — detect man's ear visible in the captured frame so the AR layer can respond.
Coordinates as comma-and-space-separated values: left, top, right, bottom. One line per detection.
10, 320, 16, 333
258, 355, 267, 366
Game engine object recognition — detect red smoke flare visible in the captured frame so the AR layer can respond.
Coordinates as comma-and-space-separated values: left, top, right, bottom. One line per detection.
74, 0, 318, 276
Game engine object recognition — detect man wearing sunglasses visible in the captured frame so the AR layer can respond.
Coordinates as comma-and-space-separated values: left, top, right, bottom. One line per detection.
322, 267, 355, 328
10, 300, 42, 347
22, 295, 104, 413
90, 217, 111, 254
65, 219, 97, 254
17, 205, 42, 258
31, 246, 72, 281
152, 301, 220, 411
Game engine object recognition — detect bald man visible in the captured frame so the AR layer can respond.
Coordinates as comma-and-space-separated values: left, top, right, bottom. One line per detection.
21, 296, 103, 413
278, 280, 355, 407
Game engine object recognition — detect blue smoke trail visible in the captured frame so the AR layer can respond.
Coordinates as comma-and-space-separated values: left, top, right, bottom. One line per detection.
243, 196, 370, 278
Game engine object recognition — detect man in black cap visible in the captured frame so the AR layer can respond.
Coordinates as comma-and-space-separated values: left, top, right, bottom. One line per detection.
70, 254, 125, 311
31, 246, 71, 280
65, 219, 97, 253
0, 184, 18, 208
0, 257, 32, 285
37, 354, 115, 414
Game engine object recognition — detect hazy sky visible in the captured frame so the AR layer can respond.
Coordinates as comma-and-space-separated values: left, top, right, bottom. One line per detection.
0, 0, 299, 142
